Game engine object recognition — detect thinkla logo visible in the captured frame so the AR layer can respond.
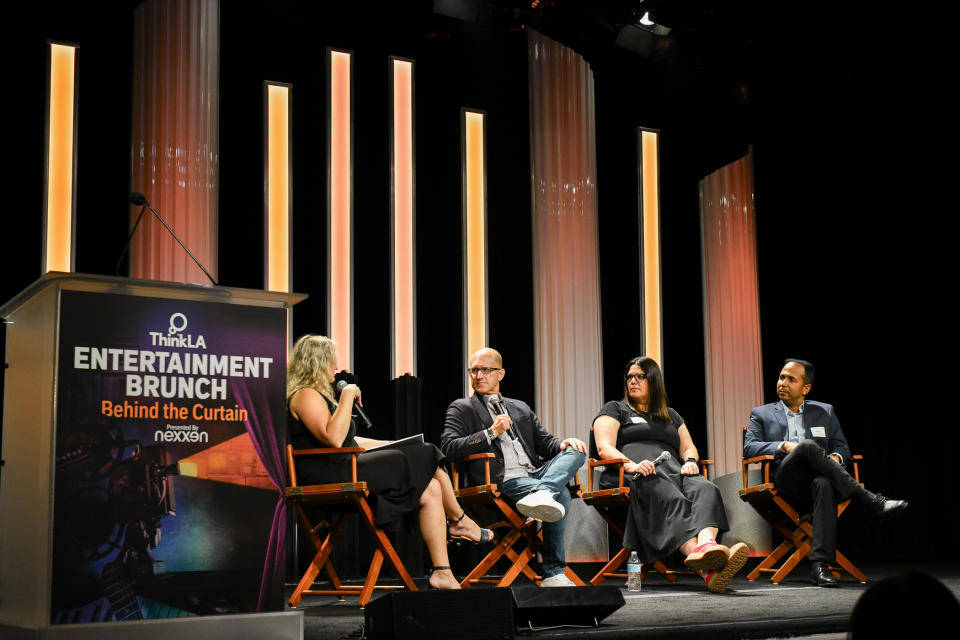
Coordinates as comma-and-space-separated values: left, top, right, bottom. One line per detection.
148, 312, 207, 349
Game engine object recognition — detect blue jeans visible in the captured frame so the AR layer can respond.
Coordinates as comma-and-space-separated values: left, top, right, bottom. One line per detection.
501, 447, 586, 578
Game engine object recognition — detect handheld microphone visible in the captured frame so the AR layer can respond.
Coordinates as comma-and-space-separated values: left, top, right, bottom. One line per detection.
632, 451, 671, 479
335, 379, 372, 430
486, 394, 517, 439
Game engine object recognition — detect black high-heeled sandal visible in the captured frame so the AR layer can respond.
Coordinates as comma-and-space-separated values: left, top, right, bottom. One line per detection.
447, 512, 493, 544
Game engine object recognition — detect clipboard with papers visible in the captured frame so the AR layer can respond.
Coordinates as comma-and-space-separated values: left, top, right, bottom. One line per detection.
364, 433, 425, 451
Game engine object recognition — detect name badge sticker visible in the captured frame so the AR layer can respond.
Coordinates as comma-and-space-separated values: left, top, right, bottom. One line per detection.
630, 416, 647, 424
810, 426, 827, 438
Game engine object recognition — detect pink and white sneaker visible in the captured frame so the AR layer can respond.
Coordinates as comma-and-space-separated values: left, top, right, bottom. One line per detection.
684, 539, 730, 571
703, 542, 750, 593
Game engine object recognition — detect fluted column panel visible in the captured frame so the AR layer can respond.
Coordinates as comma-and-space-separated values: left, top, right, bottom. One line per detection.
131, 0, 219, 284
700, 150, 763, 475
528, 30, 603, 442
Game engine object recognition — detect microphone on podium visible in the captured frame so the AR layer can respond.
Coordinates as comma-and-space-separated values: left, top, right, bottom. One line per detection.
115, 192, 218, 286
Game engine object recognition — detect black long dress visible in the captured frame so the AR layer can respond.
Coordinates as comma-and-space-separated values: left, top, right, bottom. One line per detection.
596, 400, 729, 564
289, 392, 445, 532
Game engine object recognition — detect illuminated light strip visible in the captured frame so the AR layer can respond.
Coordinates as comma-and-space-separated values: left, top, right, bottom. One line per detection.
462, 109, 487, 392
391, 58, 416, 378
639, 128, 662, 365
264, 82, 292, 293
44, 42, 78, 274
328, 50, 353, 370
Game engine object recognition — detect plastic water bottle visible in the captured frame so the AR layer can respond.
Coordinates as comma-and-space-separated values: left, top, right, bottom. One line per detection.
626, 551, 642, 592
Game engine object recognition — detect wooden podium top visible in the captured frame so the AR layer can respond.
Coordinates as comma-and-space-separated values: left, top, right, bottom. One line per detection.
0, 272, 307, 318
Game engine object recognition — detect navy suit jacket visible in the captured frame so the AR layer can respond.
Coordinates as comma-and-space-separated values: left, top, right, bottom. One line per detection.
441, 393, 562, 489
743, 400, 851, 471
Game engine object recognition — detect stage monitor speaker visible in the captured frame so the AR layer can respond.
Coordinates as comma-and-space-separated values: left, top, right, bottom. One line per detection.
510, 585, 625, 629
365, 588, 514, 640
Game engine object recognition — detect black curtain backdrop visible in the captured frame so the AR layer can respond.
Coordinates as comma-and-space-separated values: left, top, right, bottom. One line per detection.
218, 3, 535, 446
2, 1, 955, 561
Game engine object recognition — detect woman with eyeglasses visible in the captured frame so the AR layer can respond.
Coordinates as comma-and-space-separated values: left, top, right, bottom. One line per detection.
287, 334, 491, 590
592, 356, 749, 593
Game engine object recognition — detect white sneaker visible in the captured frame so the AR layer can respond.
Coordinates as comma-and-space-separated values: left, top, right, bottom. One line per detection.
516, 489, 565, 523
540, 573, 576, 587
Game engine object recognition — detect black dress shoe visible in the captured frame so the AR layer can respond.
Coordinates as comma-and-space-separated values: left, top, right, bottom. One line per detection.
811, 561, 839, 587
873, 495, 909, 522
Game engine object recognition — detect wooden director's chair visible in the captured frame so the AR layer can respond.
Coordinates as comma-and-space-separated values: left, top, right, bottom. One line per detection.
739, 427, 867, 584
581, 428, 713, 586
450, 452, 586, 588
285, 444, 417, 608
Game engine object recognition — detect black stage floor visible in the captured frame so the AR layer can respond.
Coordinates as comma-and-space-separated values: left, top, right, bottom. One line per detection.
292, 560, 960, 640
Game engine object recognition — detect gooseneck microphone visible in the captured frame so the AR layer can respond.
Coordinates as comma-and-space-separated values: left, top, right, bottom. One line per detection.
115, 193, 151, 276
486, 394, 517, 439
632, 451, 671, 479
115, 192, 218, 286
335, 379, 372, 430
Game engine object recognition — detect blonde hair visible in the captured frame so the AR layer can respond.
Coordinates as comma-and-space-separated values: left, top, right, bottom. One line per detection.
287, 334, 338, 405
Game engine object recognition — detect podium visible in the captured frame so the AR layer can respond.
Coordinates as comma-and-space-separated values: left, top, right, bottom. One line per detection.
0, 273, 304, 639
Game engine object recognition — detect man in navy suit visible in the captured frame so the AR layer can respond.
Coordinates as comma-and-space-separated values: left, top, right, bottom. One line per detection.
441, 347, 587, 587
744, 359, 908, 587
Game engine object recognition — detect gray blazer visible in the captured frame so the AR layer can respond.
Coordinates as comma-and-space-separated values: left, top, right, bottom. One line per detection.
743, 400, 851, 470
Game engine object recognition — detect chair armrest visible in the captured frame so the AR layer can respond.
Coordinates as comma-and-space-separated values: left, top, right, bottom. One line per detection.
589, 457, 629, 467
291, 447, 366, 455
741, 454, 775, 489
587, 456, 628, 491
287, 444, 366, 487
850, 454, 863, 482
698, 459, 714, 479
451, 452, 496, 491
458, 453, 496, 462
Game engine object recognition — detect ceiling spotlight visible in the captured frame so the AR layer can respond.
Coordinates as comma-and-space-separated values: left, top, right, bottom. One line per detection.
631, 8, 671, 36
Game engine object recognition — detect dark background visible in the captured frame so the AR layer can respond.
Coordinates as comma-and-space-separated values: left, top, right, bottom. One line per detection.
2, 1, 955, 561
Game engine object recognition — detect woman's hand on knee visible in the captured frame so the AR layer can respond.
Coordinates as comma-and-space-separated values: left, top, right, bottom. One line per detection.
680, 461, 700, 476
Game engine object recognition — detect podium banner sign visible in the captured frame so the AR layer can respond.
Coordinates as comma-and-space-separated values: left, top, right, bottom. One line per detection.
51, 290, 286, 623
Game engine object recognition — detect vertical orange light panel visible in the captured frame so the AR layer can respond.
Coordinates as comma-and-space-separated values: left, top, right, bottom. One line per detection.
639, 128, 662, 365
264, 82, 291, 293
43, 42, 78, 274
462, 109, 487, 391
328, 50, 353, 370
391, 58, 416, 378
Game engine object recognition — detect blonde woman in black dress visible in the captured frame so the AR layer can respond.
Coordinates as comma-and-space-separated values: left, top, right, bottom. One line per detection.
287, 335, 490, 590
593, 356, 748, 593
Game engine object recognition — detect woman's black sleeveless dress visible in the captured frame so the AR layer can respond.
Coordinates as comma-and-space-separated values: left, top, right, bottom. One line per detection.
596, 400, 729, 564
289, 394, 445, 532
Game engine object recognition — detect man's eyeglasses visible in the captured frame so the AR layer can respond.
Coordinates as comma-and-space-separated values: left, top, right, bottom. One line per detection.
467, 367, 502, 377
624, 373, 648, 382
